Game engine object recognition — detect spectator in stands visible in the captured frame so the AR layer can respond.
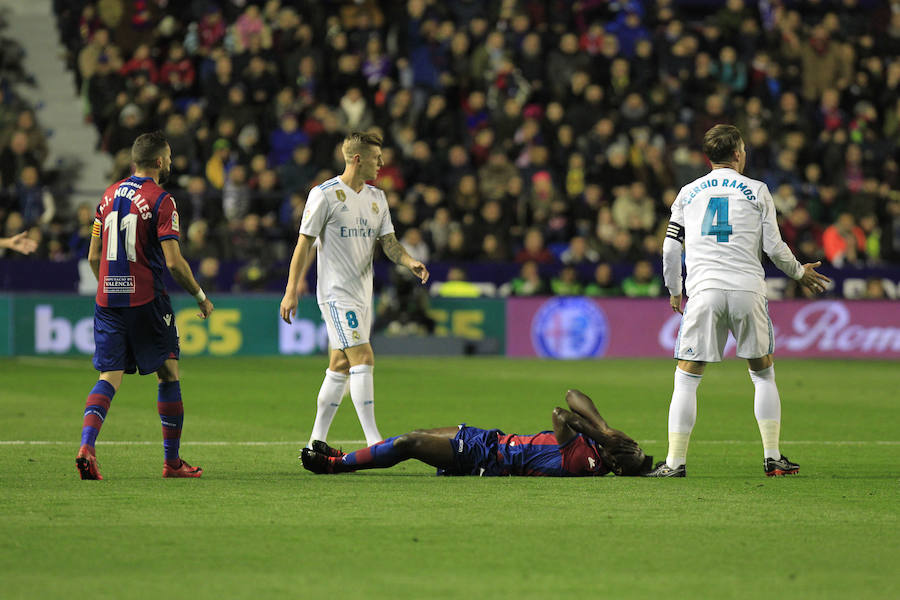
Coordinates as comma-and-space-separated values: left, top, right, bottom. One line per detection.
507, 260, 548, 297
41, 0, 899, 279
584, 263, 622, 297
105, 103, 145, 155
4, 109, 48, 165
515, 228, 554, 264
437, 267, 482, 298
16, 166, 54, 228
205, 138, 232, 190
0, 130, 40, 187
561, 236, 600, 266
622, 260, 663, 298
67, 203, 94, 260
551, 265, 583, 296
823, 213, 867, 267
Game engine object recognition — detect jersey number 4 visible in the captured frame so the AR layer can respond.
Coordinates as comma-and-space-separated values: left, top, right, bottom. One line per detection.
701, 197, 733, 242
104, 211, 138, 262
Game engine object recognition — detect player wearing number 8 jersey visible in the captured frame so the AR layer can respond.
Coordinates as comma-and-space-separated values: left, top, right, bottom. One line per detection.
75, 131, 214, 481
280, 132, 429, 448
646, 124, 830, 478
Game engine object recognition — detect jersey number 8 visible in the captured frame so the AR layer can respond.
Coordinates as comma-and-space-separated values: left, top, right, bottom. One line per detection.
346, 311, 359, 328
701, 197, 733, 243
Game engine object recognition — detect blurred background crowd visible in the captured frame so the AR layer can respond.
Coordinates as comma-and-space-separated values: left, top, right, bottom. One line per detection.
1, 0, 899, 299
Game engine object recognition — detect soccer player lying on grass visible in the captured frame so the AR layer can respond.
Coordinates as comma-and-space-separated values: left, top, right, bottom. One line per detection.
301, 389, 653, 477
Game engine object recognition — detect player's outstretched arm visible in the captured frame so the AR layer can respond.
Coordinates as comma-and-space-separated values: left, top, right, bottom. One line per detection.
0, 231, 38, 255
280, 233, 315, 324
797, 261, 831, 294
379, 233, 429, 284
161, 239, 214, 319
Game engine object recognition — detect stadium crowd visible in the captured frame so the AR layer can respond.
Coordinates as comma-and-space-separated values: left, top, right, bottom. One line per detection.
1, 0, 899, 297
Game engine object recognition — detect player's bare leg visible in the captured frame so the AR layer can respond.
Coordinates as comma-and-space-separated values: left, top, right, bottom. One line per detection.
77, 370, 124, 480
344, 343, 381, 445
156, 359, 202, 478
409, 426, 459, 437
747, 355, 798, 475
302, 432, 456, 474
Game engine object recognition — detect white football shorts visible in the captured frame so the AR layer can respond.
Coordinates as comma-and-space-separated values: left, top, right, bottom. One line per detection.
674, 289, 774, 362
320, 302, 371, 350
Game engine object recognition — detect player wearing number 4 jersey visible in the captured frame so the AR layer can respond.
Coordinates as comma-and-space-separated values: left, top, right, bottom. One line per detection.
280, 132, 429, 448
646, 124, 830, 478
75, 131, 214, 481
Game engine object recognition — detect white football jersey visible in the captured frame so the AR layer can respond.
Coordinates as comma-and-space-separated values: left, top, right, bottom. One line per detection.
668, 168, 803, 297
299, 177, 394, 306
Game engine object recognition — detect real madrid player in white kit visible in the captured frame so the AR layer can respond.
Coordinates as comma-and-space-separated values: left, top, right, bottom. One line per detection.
645, 125, 830, 478
280, 132, 429, 447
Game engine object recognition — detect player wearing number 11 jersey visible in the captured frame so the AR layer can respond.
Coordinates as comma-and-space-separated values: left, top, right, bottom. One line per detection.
646, 125, 830, 478
75, 131, 214, 480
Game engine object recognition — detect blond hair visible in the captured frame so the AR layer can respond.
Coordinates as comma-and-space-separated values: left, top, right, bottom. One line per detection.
341, 131, 383, 162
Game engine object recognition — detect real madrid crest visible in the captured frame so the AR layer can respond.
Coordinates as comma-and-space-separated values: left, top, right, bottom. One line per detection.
335, 189, 346, 202
371, 202, 379, 214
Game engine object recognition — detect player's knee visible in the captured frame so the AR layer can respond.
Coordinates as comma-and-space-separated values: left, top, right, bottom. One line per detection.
392, 434, 417, 452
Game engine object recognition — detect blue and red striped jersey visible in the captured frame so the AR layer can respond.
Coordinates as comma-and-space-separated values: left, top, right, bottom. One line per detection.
93, 175, 180, 307
496, 432, 608, 477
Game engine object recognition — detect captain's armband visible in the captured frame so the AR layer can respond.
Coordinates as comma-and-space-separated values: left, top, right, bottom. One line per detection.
665, 221, 685, 244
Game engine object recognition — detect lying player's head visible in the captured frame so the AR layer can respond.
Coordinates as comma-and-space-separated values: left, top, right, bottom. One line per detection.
342, 131, 383, 179
611, 447, 654, 477
132, 131, 171, 183
602, 429, 654, 476
703, 124, 745, 173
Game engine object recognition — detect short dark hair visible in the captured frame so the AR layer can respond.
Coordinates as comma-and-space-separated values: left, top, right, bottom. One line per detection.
702, 124, 743, 164
132, 131, 169, 169
614, 451, 654, 476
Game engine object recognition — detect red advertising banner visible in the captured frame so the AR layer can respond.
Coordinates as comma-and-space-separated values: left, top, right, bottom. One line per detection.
506, 298, 900, 359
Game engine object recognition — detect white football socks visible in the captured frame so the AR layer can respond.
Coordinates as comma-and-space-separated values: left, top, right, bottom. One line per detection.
308, 369, 348, 446
349, 364, 382, 445
667, 367, 703, 468
750, 366, 782, 460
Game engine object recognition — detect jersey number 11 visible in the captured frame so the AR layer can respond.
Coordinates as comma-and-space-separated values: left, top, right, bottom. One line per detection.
701, 197, 732, 242
104, 211, 138, 262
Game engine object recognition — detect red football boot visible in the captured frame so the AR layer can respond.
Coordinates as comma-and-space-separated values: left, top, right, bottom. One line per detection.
162, 459, 203, 478
76, 445, 103, 480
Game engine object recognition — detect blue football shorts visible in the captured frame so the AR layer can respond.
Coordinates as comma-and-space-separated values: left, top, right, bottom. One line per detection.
93, 295, 180, 375
436, 424, 506, 477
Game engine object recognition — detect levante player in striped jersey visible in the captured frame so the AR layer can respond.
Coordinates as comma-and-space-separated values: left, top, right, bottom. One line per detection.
75, 131, 214, 480
302, 389, 653, 478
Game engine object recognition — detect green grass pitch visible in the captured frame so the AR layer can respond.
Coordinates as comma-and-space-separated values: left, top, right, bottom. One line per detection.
1, 356, 897, 599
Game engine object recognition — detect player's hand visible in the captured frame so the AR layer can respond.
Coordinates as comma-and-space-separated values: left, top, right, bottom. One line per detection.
197, 298, 214, 319
670, 294, 683, 314
408, 260, 429, 284
4, 231, 37, 255
798, 261, 831, 294
280, 292, 298, 324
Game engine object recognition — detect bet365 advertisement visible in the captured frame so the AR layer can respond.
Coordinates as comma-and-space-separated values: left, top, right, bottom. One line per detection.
0, 295, 505, 357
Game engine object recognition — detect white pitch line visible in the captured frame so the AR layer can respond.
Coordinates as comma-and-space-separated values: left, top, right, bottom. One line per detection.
0, 440, 898, 446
